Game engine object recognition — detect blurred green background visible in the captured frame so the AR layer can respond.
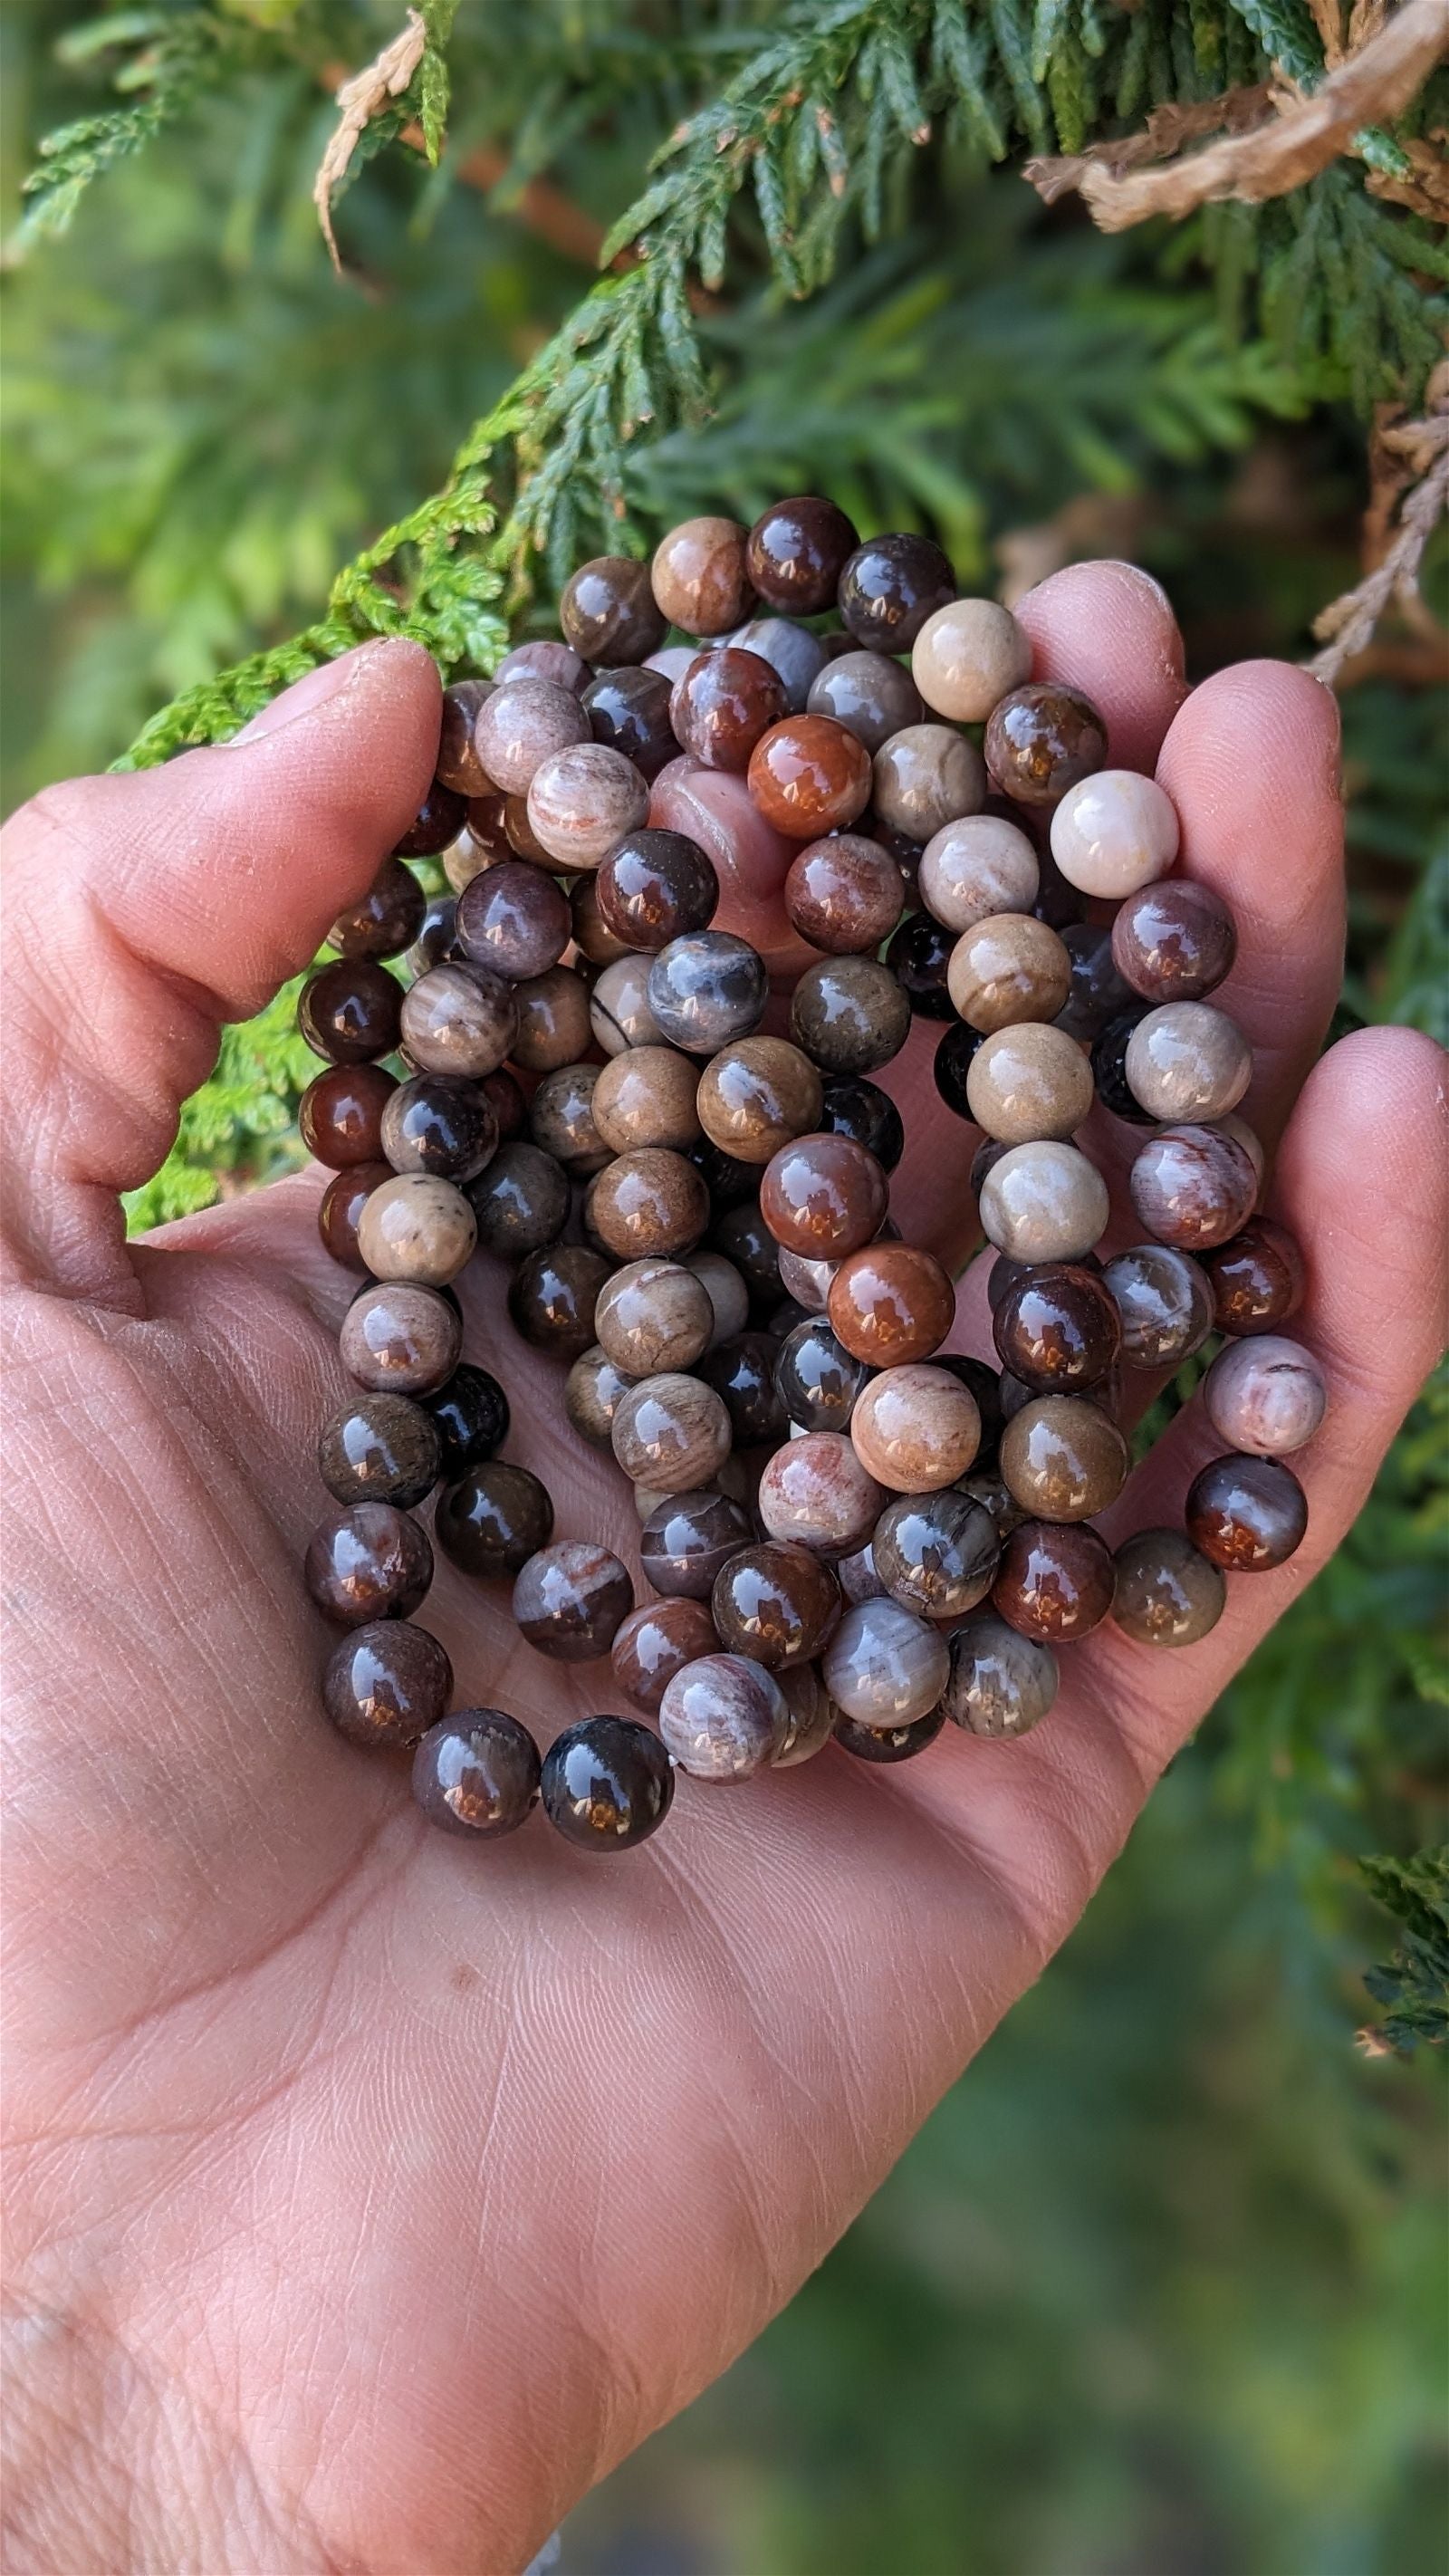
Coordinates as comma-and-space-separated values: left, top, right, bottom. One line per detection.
3, 5, 1445, 2566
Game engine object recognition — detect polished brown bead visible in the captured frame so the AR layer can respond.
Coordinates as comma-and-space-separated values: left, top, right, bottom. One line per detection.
324, 1620, 453, 1750
399, 960, 517, 1080
527, 745, 651, 872
481, 1066, 527, 1143
495, 639, 590, 694
581, 666, 678, 782
760, 1132, 888, 1260
327, 857, 426, 962
1101, 1243, 1214, 1368
837, 533, 955, 651
1200, 1218, 1307, 1337
993, 1518, 1115, 1642
340, 1280, 462, 1395
835, 1706, 945, 1763
872, 1490, 998, 1620
355, 1170, 476, 1288
671, 649, 788, 773
513, 1542, 633, 1661
591, 1047, 702, 1157
507, 1243, 611, 1359
978, 1142, 1109, 1265
1128, 1123, 1258, 1252
595, 1257, 713, 1375
652, 514, 754, 634
747, 495, 859, 615
790, 956, 912, 1076
570, 871, 634, 967
773, 1316, 871, 1433
984, 683, 1108, 808
850, 1363, 981, 1492
394, 781, 467, 857
783, 833, 905, 954
887, 912, 957, 1022
647, 932, 770, 1055
467, 1141, 569, 1256
639, 1489, 754, 1599
503, 793, 555, 866
458, 792, 512, 872
871, 726, 985, 844
1203, 1334, 1325, 1456
697, 1330, 789, 1446
419, 1363, 509, 1479
756, 1430, 885, 1557
408, 891, 460, 979
772, 1660, 840, 1764
380, 1074, 497, 1183
455, 860, 571, 982
819, 1076, 905, 1173
612, 1372, 733, 1491
559, 555, 667, 664
1053, 921, 1137, 1045
998, 1394, 1129, 1523
747, 716, 873, 840
563, 1343, 636, 1447
541, 1716, 675, 1850
435, 678, 495, 795
947, 913, 1071, 1033
595, 830, 719, 952
300, 1063, 398, 1168
965, 1024, 1094, 1147
611, 1597, 721, 1712
943, 1611, 1058, 1738
696, 1037, 823, 1167
590, 952, 667, 1053
319, 1161, 393, 1271
827, 1244, 955, 1368
992, 1264, 1121, 1394
711, 1541, 840, 1668
436, 1458, 554, 1577
318, 1391, 443, 1510
298, 959, 402, 1065
1185, 1453, 1309, 1572
304, 1501, 432, 1626
712, 1199, 782, 1307
806, 651, 925, 754
524, 1063, 606, 1177
412, 1708, 541, 1838
1111, 879, 1237, 1004
510, 966, 593, 1072
659, 1651, 789, 1781
1112, 1529, 1225, 1647
474, 678, 589, 796
585, 1147, 709, 1261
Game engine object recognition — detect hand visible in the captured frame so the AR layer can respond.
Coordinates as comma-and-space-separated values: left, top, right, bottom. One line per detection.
4, 566, 1444, 2576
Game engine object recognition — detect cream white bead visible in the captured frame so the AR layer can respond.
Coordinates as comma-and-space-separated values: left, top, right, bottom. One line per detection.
918, 814, 1040, 932
910, 598, 1032, 724
1050, 771, 1179, 899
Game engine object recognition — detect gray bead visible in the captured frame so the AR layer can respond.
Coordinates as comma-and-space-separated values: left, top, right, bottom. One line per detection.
647, 932, 770, 1055
820, 1597, 950, 1726
658, 1652, 790, 1780
943, 1611, 1059, 1738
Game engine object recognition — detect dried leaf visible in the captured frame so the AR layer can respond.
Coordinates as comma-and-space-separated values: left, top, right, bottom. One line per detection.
1309, 365, 1449, 681
1024, 83, 1272, 203
315, 9, 427, 273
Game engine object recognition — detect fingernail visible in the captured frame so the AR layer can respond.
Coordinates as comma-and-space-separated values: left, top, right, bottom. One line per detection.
230, 642, 383, 744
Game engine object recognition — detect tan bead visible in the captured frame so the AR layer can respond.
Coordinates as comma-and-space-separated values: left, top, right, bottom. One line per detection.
910, 598, 1032, 723
849, 1364, 982, 1493
871, 724, 985, 842
696, 1036, 823, 1164
978, 1141, 1109, 1264
947, 913, 1071, 1032
999, 1394, 1129, 1523
650, 515, 753, 635
1124, 1002, 1252, 1123
584, 1148, 709, 1260
685, 1250, 751, 1348
965, 1023, 1095, 1145
594, 1258, 714, 1375
756, 1431, 885, 1557
590, 954, 667, 1054
611, 1372, 733, 1491
526, 743, 650, 870
354, 1172, 477, 1288
591, 1046, 702, 1154
1050, 770, 1179, 898
1112, 1529, 1225, 1648
917, 813, 1040, 931
563, 1344, 635, 1447
509, 966, 593, 1072
398, 961, 517, 1078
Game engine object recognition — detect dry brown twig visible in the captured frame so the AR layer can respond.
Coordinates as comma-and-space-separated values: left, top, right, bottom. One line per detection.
1309, 360, 1449, 682
314, 10, 427, 274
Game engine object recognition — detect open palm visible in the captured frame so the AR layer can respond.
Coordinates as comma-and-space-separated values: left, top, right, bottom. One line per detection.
4, 564, 1444, 2576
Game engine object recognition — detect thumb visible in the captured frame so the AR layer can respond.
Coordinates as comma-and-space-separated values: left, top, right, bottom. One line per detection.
1, 639, 441, 1298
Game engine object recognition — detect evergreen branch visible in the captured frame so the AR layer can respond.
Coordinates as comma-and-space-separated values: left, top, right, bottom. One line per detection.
1310, 360, 1449, 678
13, 10, 243, 245
1356, 1844, 1449, 2054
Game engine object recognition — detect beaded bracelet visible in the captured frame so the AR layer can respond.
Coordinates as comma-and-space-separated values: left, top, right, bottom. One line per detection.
296, 500, 1325, 1857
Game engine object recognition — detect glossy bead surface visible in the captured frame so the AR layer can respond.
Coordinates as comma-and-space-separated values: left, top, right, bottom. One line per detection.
585, 1147, 709, 1261
850, 1363, 981, 1493
712, 1199, 782, 1306
318, 1392, 442, 1510
1111, 878, 1237, 1003
563, 1344, 635, 1448
1129, 1123, 1258, 1251
947, 912, 1071, 1033
340, 1281, 462, 1395
992, 1263, 1121, 1393
710, 1543, 841, 1668
838, 533, 955, 651
955, 1467, 1029, 1541
379, 1075, 497, 1185
965, 1023, 1094, 1145
474, 678, 590, 795
747, 716, 872, 840
436, 1459, 553, 1577
611, 1372, 733, 1491
327, 856, 426, 961
978, 1141, 1109, 1264
993, 1518, 1115, 1642
819, 1076, 904, 1174
298, 959, 402, 1065
918, 813, 1039, 931
1111, 1530, 1225, 1647
835, 1706, 945, 1762
305, 1501, 432, 1626
527, 744, 650, 871
783, 833, 904, 954
319, 1162, 392, 1269
591, 1048, 701, 1157
885, 913, 955, 1021
412, 1709, 541, 1838
687, 1249, 752, 1348
1201, 1218, 1306, 1336
595, 830, 719, 951
1091, 1009, 1156, 1125
696, 1037, 822, 1165
494, 639, 589, 694
872, 726, 984, 844
300, 1063, 398, 1169
984, 683, 1108, 808
747, 495, 858, 614
354, 1171, 476, 1288
872, 1491, 998, 1620
590, 953, 667, 1054
399, 961, 517, 1080
943, 1611, 1058, 1738
512, 1542, 633, 1661
757, 1431, 884, 1557
697, 1331, 789, 1446
640, 1489, 754, 1600
559, 557, 667, 665
821, 1597, 949, 1726
570, 872, 634, 968
595, 1257, 714, 1375
1053, 923, 1136, 1046
420, 1363, 509, 1479
506, 1244, 610, 1359
672, 649, 787, 772
759, 1132, 888, 1260
1125, 1003, 1252, 1124
726, 617, 828, 713
651, 514, 753, 634
828, 1244, 955, 1368
528, 1064, 607, 1177
394, 781, 467, 857
513, 966, 594, 1075
790, 956, 911, 1076
647, 931, 769, 1054
933, 1020, 988, 1120
456, 859, 571, 981
807, 651, 925, 755
773, 1316, 871, 1433
1101, 1244, 1214, 1368
774, 1660, 840, 1764
541, 1716, 675, 1850
659, 1652, 789, 1780
910, 597, 1032, 723
999, 1395, 1129, 1523
583, 664, 681, 787
1204, 1334, 1325, 1456
1186, 1453, 1308, 1572
435, 678, 495, 795
1049, 770, 1179, 897
468, 1141, 569, 1257
323, 1620, 453, 1749
611, 1598, 720, 1713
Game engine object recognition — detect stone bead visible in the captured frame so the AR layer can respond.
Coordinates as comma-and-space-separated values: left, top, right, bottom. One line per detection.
526, 744, 650, 871
611, 1597, 721, 1713
747, 716, 873, 840
1186, 1452, 1309, 1573
916, 812, 1039, 933
595, 1257, 714, 1375
435, 678, 496, 796
711, 1542, 841, 1668
978, 1140, 1109, 1265
504, 793, 556, 866
407, 891, 461, 979
510, 966, 592, 1073
947, 913, 1071, 1033
827, 1244, 955, 1368
1111, 878, 1237, 1004
559, 556, 667, 665
481, 1067, 527, 1144
871, 725, 984, 845
999, 1395, 1129, 1523
326, 856, 426, 962
659, 1652, 789, 1781
872, 1490, 999, 1620
647, 931, 769, 1054
1124, 1003, 1252, 1124
595, 830, 719, 951
955, 1467, 1029, 1541
1203, 1333, 1325, 1458
300, 1063, 398, 1169
460, 789, 513, 864
746, 495, 859, 614
494, 639, 590, 694
774, 1661, 840, 1765
885, 914, 955, 1021
712, 1199, 782, 1307
304, 1501, 432, 1627
943, 1611, 1059, 1738
726, 617, 829, 713
821, 1596, 950, 1726
1049, 771, 1179, 898
340, 1280, 462, 1395
442, 832, 493, 897
993, 1518, 1115, 1643
379, 1074, 497, 1184
527, 1064, 607, 1177
298, 958, 403, 1065
930, 1022, 985, 1122
783, 833, 905, 954
436, 1458, 554, 1577
570, 872, 634, 968
590, 953, 667, 1053
696, 1331, 786, 1447
467, 1140, 569, 1257
1100, 1244, 1214, 1370
686, 1249, 752, 1349
965, 1023, 1094, 1145
582, 667, 678, 783
849, 1363, 981, 1492
773, 1316, 870, 1433
611, 1372, 733, 1492
541, 1716, 675, 1851
473, 678, 589, 795
909, 597, 1032, 723
564, 1344, 635, 1448
1090, 1009, 1155, 1126
411, 1709, 542, 1839
837, 533, 955, 650
399, 961, 518, 1080
455, 860, 571, 982
694, 1038, 820, 1168
651, 514, 753, 634
1050, 923, 1135, 1049
585, 1148, 709, 1262
984, 682, 1108, 808
354, 1171, 476, 1288
1199, 1217, 1305, 1338
394, 782, 468, 857
806, 651, 926, 754
790, 956, 912, 1076
318, 1392, 443, 1511
420, 1363, 510, 1479
1128, 1123, 1258, 1252
640, 1489, 754, 1599
323, 1620, 453, 1750
506, 1244, 611, 1360
760, 1132, 888, 1260
1112, 1530, 1225, 1648
757, 1431, 884, 1557
836, 1706, 945, 1762
512, 1542, 634, 1661
837, 1543, 888, 1604
590, 1048, 700, 1158
819, 1075, 904, 1174
672, 649, 788, 772
992, 1263, 1121, 1394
